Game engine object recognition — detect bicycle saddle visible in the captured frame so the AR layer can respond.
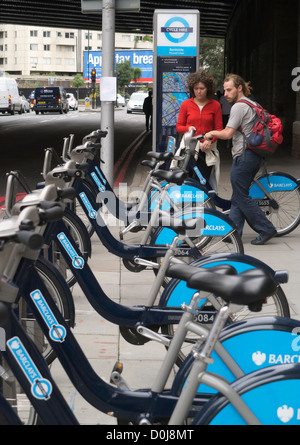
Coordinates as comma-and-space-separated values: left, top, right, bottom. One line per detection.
140, 159, 157, 169
147, 151, 173, 161
167, 264, 278, 312
151, 169, 188, 185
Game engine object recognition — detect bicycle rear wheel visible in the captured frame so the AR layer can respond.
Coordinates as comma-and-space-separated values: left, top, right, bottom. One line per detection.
250, 173, 300, 236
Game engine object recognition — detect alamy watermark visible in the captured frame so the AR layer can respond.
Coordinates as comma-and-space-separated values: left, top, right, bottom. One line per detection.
0, 327, 6, 351
291, 67, 300, 91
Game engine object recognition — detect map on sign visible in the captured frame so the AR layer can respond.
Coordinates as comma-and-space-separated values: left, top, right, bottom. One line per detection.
162, 72, 189, 127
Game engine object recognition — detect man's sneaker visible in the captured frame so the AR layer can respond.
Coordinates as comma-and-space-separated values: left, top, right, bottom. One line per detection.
251, 230, 277, 245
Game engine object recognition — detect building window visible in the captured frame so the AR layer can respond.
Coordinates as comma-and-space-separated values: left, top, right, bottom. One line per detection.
65, 32, 74, 39
56, 58, 62, 65
30, 57, 38, 64
30, 30, 38, 37
97, 34, 102, 40
122, 35, 131, 41
84, 46, 92, 51
43, 31, 51, 38
43, 57, 51, 65
65, 58, 75, 65
44, 45, 50, 51
57, 31, 62, 37
85, 32, 92, 39
30, 44, 38, 51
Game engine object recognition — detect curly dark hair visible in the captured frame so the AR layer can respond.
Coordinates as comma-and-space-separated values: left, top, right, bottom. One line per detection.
187, 70, 216, 98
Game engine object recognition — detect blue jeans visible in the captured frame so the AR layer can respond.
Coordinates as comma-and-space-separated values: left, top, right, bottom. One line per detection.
229, 150, 276, 236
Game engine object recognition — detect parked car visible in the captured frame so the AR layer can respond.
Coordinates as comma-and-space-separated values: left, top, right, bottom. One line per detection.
127, 91, 148, 114
66, 92, 78, 110
33, 86, 69, 114
116, 93, 125, 107
0, 77, 22, 115
20, 94, 30, 113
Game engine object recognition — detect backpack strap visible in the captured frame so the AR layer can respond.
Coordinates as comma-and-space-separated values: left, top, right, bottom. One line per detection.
236, 99, 266, 161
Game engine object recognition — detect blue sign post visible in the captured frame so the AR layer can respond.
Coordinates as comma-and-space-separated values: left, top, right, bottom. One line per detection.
153, 10, 200, 152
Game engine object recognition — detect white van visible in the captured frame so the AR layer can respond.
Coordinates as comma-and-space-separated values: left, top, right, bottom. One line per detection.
127, 91, 148, 113
0, 77, 22, 115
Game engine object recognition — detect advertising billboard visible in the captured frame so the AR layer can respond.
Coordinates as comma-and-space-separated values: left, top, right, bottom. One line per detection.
83, 50, 153, 82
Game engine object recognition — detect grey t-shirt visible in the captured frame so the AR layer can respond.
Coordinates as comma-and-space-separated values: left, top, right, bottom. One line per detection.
226, 97, 257, 158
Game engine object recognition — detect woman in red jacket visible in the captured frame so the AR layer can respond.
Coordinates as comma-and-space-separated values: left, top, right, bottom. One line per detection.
176, 70, 223, 181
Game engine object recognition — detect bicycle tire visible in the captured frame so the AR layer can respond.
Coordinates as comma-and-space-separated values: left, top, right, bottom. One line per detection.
249, 172, 300, 236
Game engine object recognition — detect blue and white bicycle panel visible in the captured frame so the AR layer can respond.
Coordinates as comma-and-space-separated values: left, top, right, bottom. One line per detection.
149, 184, 208, 211
151, 208, 235, 247
201, 375, 300, 425
197, 327, 300, 395
249, 173, 299, 198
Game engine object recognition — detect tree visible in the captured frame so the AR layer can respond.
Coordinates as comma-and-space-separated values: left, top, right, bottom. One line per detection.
73, 73, 85, 99
132, 67, 142, 91
199, 38, 225, 89
116, 60, 133, 95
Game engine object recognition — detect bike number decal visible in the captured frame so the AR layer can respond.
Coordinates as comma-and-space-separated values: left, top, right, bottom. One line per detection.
7, 337, 52, 400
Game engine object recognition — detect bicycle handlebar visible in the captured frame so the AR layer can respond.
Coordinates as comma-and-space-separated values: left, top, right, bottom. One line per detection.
16, 229, 44, 250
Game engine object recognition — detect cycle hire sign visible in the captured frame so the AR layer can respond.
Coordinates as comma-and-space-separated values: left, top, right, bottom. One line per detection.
156, 10, 199, 57
153, 10, 199, 152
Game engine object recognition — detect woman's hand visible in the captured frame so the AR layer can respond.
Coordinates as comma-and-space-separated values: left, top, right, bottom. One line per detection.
201, 139, 212, 152
188, 126, 196, 133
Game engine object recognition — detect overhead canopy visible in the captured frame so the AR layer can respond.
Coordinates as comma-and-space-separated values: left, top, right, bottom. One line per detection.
0, 0, 238, 38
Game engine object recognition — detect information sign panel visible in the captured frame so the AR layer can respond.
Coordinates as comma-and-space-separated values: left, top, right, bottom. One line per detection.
153, 10, 199, 152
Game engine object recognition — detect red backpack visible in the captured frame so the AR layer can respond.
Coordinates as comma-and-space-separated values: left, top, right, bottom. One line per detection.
238, 99, 283, 158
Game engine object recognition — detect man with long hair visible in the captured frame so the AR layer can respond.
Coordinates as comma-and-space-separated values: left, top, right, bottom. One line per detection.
204, 74, 277, 245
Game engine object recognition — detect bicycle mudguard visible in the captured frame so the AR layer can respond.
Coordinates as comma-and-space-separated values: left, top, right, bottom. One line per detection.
192, 363, 300, 425
171, 316, 300, 397
249, 171, 300, 198
149, 179, 210, 212
150, 207, 239, 245
34, 257, 76, 328
64, 207, 92, 258
159, 252, 282, 309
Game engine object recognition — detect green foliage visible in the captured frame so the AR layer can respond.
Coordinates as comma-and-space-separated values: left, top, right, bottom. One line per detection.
199, 38, 225, 89
73, 73, 85, 89
116, 60, 133, 91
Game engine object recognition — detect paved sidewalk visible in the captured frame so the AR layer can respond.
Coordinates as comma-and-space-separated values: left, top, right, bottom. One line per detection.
51, 141, 300, 425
